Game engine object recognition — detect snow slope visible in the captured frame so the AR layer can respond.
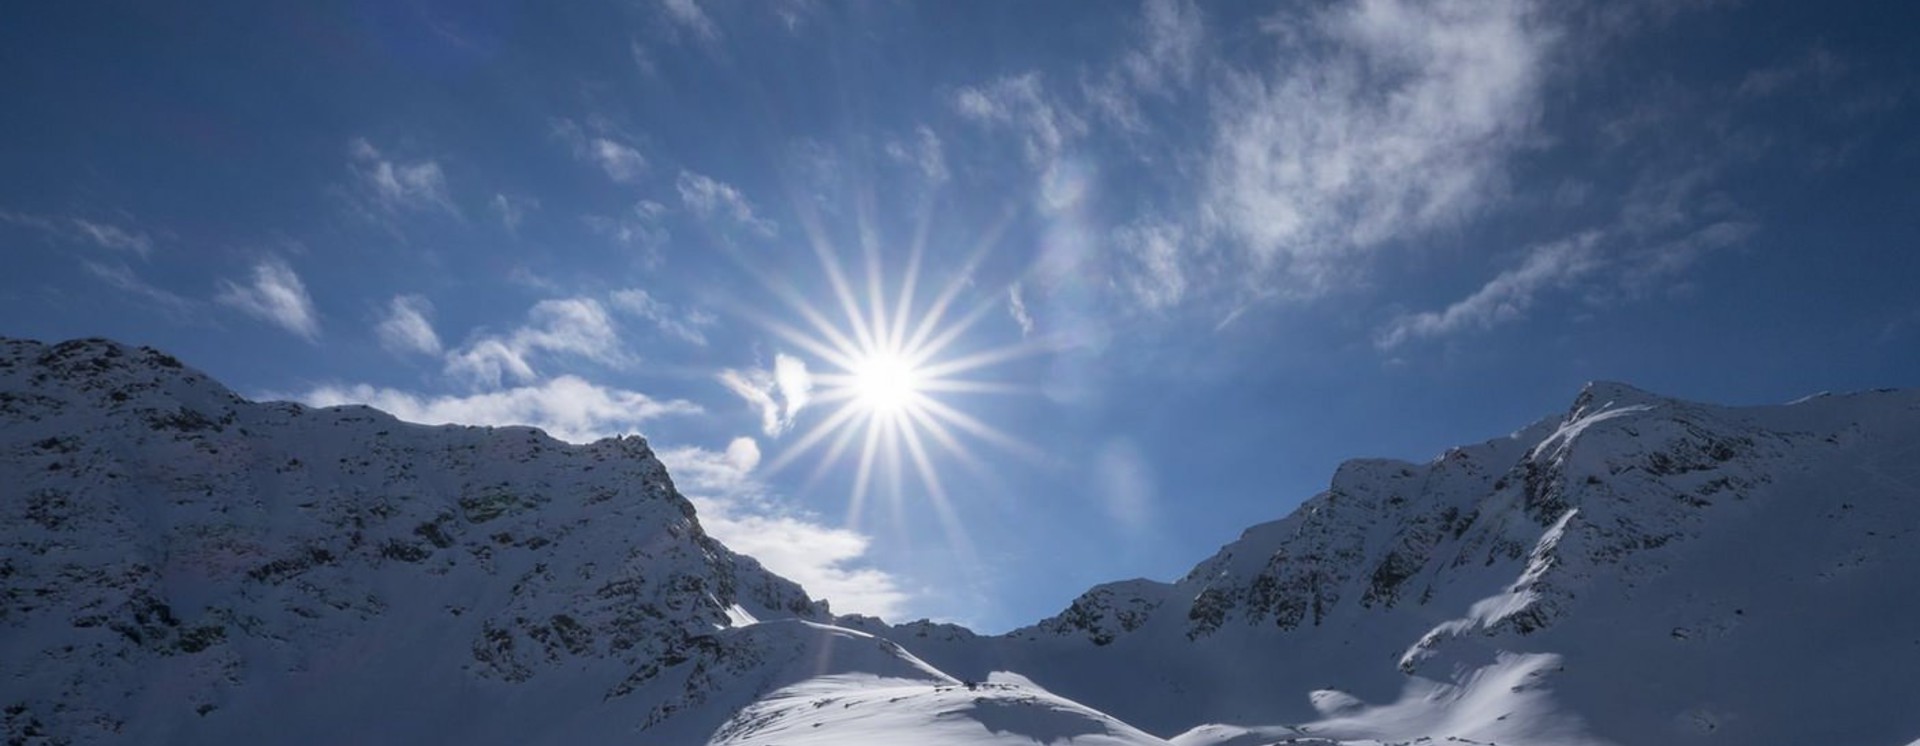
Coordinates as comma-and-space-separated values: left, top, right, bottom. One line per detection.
861, 382, 1920, 746
0, 337, 835, 744
0, 337, 1164, 745
5, 336, 1918, 746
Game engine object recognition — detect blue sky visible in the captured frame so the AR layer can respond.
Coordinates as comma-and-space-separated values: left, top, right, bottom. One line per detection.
4, 0, 1918, 632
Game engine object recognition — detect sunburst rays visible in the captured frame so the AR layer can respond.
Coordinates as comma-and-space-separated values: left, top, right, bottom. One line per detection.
736, 195, 1040, 555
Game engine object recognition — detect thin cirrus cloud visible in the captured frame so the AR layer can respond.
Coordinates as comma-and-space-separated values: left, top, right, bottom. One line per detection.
0, 209, 154, 257
348, 139, 456, 214
657, 441, 911, 619
676, 170, 777, 238
375, 295, 442, 357
1201, 0, 1553, 294
610, 288, 716, 346
659, 0, 721, 43
717, 353, 812, 437
1112, 219, 1190, 311
1084, 0, 1204, 130
490, 194, 539, 232
1376, 231, 1603, 350
299, 376, 700, 446
883, 125, 949, 185
551, 118, 648, 184
82, 261, 195, 317
585, 200, 672, 266
945, 0, 1579, 332
953, 73, 1085, 168
215, 256, 321, 342
1375, 159, 1764, 350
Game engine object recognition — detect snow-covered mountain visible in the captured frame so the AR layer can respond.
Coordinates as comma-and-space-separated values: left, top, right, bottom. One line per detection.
4, 336, 1917, 746
856, 381, 1920, 746
0, 337, 1167, 746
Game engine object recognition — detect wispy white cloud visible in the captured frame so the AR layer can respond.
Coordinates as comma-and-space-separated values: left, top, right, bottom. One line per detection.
1112, 219, 1189, 311
595, 140, 648, 183
348, 139, 456, 214
491, 193, 538, 232
660, 0, 720, 42
585, 200, 672, 265
884, 126, 949, 185
375, 294, 442, 356
1377, 184, 1758, 351
1006, 283, 1035, 337
1376, 231, 1602, 349
718, 353, 812, 436
445, 297, 626, 386
629, 39, 659, 77
953, 73, 1085, 167
81, 260, 194, 316
1095, 438, 1156, 533
1203, 0, 1553, 293
658, 443, 910, 619
610, 288, 716, 345
299, 376, 698, 445
1086, 0, 1206, 130
69, 219, 154, 256
0, 210, 154, 256
552, 118, 648, 184
1123, 0, 1203, 93
1738, 45, 1844, 99
677, 170, 777, 237
772, 0, 815, 34
216, 256, 321, 342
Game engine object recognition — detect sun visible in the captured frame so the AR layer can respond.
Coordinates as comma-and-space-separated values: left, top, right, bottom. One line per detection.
850, 351, 923, 415
732, 204, 1041, 543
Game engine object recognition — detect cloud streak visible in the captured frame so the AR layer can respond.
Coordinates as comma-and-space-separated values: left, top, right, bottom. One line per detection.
0, 210, 154, 256
349, 139, 456, 214
216, 257, 321, 341
1376, 231, 1602, 349
610, 288, 716, 345
677, 171, 777, 237
660, 0, 721, 42
552, 118, 648, 183
82, 261, 194, 316
954, 73, 1084, 167
376, 295, 442, 356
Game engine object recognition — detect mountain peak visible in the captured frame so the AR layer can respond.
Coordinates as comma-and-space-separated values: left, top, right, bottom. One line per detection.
1569, 380, 1670, 415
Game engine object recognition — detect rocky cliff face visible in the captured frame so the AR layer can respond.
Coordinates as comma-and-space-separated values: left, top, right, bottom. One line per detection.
0, 337, 825, 744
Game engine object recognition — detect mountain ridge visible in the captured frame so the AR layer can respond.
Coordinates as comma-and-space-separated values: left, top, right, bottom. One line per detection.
4, 335, 1916, 745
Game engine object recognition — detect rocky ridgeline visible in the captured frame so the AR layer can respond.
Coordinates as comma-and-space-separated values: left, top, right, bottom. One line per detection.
989, 382, 1821, 651
0, 338, 825, 744
859, 379, 1918, 744
5, 337, 1916, 746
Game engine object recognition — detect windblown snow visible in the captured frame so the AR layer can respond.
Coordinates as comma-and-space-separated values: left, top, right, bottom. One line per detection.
3, 337, 1917, 745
